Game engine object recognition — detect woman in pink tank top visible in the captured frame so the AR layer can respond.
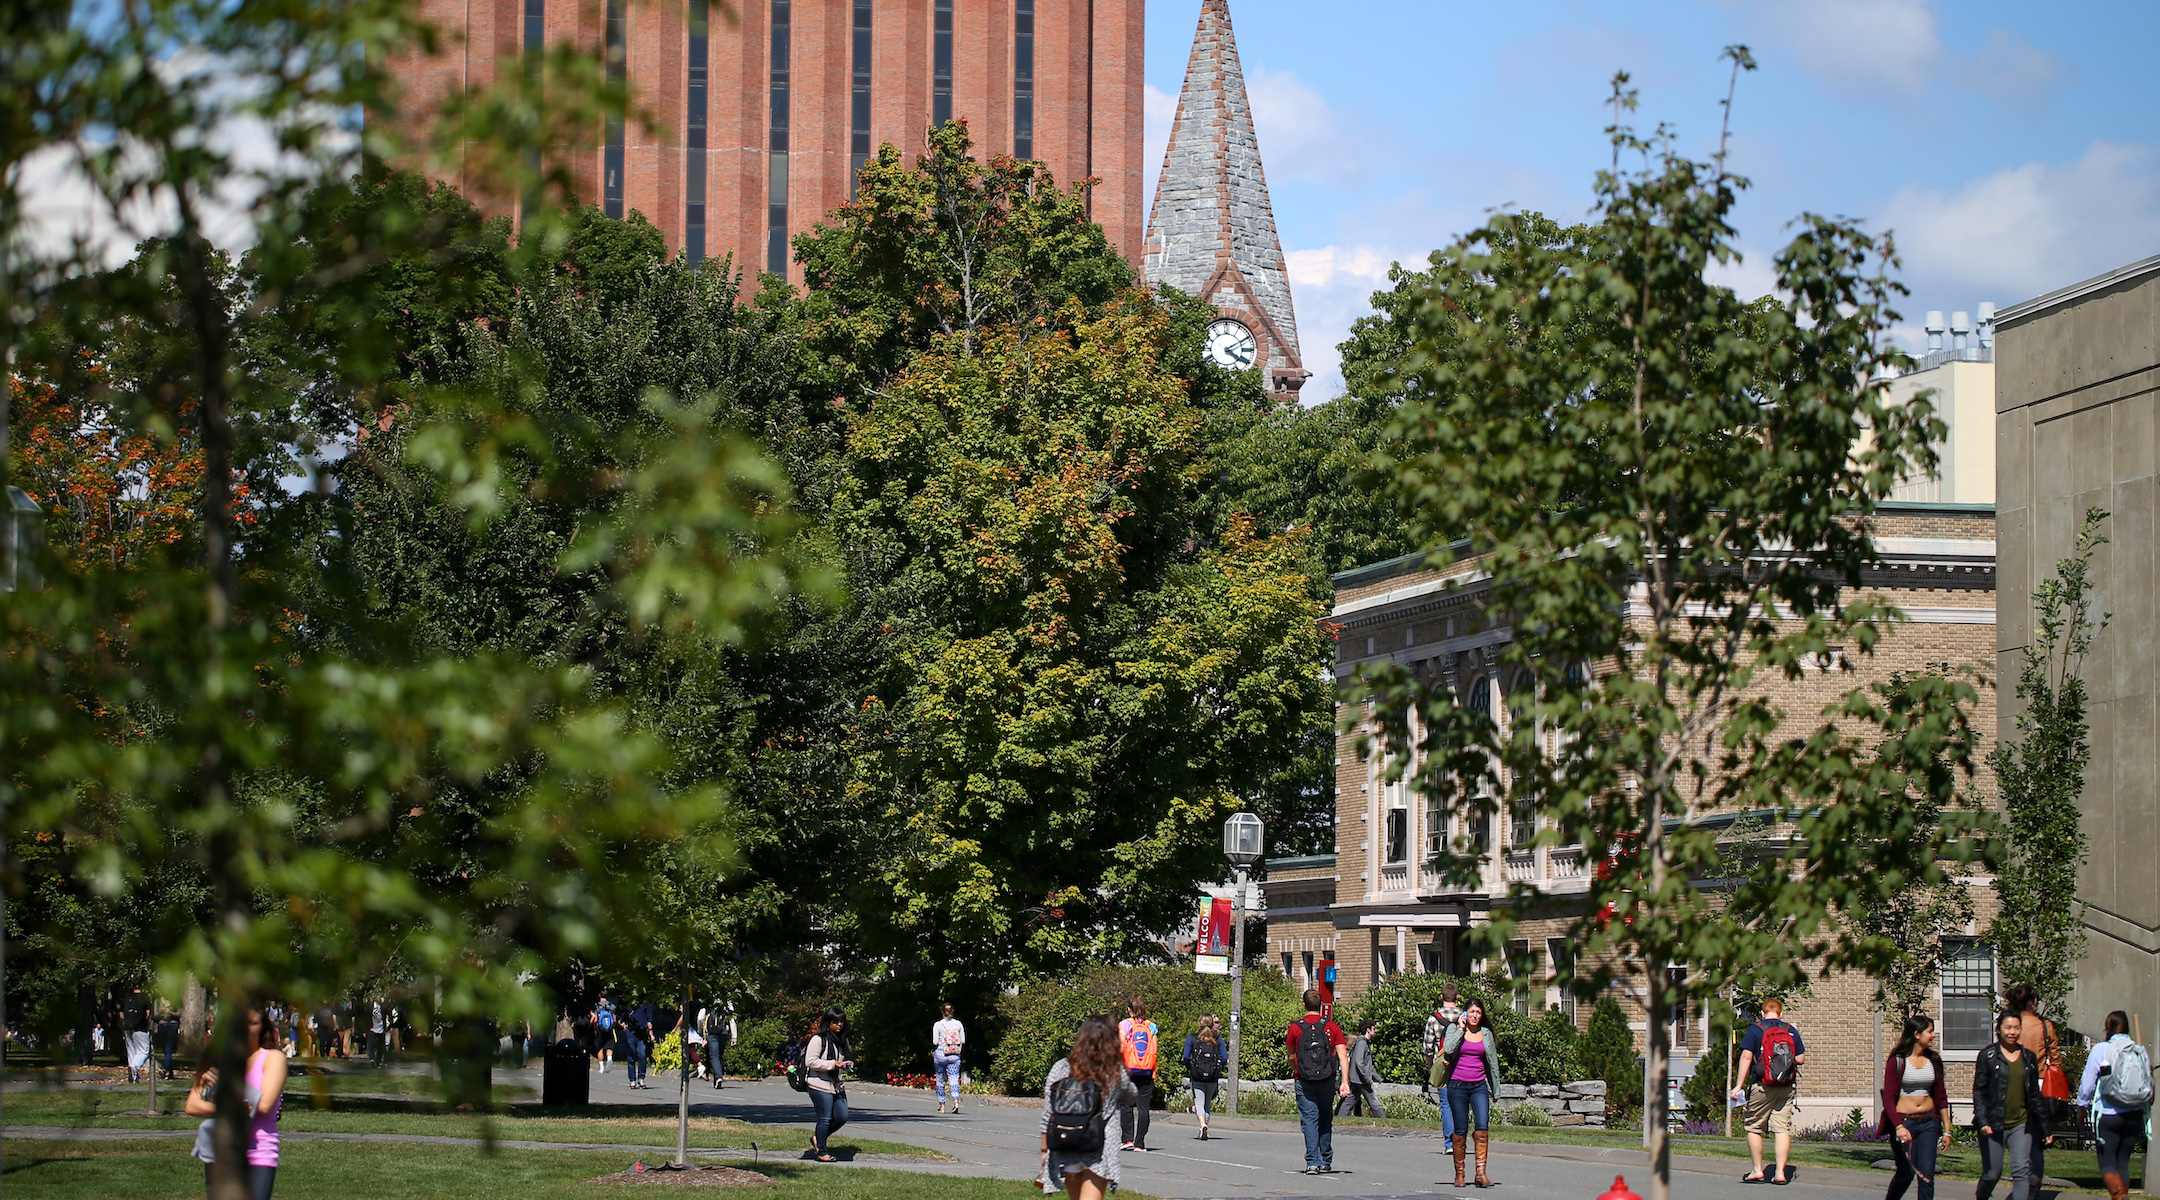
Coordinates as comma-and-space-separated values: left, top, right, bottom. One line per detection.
186, 1006, 288, 1200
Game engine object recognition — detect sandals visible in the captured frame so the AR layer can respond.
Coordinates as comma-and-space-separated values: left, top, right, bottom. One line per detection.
1742, 1174, 1768, 1184
813, 1153, 837, 1163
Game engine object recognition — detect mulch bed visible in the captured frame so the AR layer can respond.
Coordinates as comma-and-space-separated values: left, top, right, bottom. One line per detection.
586, 1164, 774, 1187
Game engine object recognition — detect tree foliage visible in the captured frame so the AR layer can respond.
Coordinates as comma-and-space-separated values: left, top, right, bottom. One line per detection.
1359, 67, 1985, 1198
1988, 508, 2108, 1017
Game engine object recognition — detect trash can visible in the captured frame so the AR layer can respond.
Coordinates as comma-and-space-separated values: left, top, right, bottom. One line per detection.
543, 1038, 590, 1106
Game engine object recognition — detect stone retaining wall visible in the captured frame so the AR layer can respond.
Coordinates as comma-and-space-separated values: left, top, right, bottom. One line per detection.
1242, 1078, 1612, 1126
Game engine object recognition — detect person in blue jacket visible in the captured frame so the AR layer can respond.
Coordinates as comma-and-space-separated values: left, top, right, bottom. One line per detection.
1180, 1015, 1227, 1140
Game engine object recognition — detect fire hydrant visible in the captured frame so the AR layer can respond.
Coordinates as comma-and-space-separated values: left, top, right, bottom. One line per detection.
1598, 1176, 1643, 1200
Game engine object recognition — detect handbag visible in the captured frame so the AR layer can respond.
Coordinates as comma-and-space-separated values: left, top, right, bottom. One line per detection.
2040, 1020, 2072, 1103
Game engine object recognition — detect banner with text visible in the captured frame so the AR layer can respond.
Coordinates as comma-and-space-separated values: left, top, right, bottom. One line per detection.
1194, 895, 1234, 973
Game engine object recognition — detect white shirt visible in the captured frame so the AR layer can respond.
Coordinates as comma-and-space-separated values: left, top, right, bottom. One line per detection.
932, 1018, 965, 1055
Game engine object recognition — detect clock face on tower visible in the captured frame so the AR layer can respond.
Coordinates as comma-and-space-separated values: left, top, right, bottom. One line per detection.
1205, 319, 1258, 370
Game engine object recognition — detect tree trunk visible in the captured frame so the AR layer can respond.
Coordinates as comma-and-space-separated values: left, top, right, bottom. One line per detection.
1646, 959, 1672, 1200
181, 974, 207, 1053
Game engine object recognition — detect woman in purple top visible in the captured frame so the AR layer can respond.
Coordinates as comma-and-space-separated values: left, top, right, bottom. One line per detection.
1440, 999, 1502, 1188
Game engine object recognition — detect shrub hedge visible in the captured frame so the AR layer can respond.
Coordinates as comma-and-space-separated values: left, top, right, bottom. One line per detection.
986, 963, 1303, 1095
1579, 997, 1643, 1110
1338, 973, 1582, 1085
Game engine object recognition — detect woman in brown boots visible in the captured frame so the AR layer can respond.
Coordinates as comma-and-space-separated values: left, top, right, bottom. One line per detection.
1440, 998, 1502, 1188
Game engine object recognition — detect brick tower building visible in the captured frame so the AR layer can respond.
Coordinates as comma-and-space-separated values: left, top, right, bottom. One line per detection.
388, 0, 1144, 282
1143, 0, 1306, 401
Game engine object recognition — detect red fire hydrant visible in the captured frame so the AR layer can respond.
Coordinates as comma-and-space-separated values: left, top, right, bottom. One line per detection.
1598, 1176, 1643, 1200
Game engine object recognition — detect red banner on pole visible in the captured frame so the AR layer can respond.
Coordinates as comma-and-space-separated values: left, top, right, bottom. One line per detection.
1196, 896, 1233, 958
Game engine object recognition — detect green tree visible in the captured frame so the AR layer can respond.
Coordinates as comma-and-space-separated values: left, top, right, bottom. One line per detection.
1988, 508, 2108, 1015
828, 300, 1329, 993
1578, 997, 1643, 1110
1360, 65, 1984, 1199
0, 8, 807, 1198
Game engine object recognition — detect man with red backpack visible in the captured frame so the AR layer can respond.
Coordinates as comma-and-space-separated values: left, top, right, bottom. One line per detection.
1729, 997, 1809, 1185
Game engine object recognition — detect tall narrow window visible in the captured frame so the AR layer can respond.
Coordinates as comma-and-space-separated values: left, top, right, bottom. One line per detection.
849, 0, 871, 193
1013, 0, 1034, 158
685, 0, 708, 264
932, 0, 953, 128
603, 0, 625, 219
1941, 940, 1996, 1050
766, 0, 790, 275
521, 0, 544, 222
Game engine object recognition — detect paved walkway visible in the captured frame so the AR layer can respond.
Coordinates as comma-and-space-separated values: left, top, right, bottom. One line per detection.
5, 1068, 1917, 1200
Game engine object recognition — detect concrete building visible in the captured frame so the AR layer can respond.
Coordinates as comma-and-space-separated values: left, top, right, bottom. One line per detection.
1141, 0, 1306, 401
1995, 251, 2160, 1046
387, 0, 1145, 281
1887, 306, 1999, 505
1264, 502, 2002, 1124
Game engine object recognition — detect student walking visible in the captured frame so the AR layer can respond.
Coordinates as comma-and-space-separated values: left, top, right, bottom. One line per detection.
1879, 1015, 1953, 1200
1423, 983, 1464, 1140
1117, 997, 1159, 1152
1731, 996, 1809, 1185
594, 996, 616, 1073
368, 998, 386, 1067
186, 1006, 289, 1200
1287, 988, 1351, 1176
625, 1001, 654, 1089
1442, 998, 1501, 1188
1040, 1015, 1140, 1200
2004, 985, 2064, 1193
1181, 1016, 1227, 1140
802, 1009, 854, 1162
122, 985, 152, 1084
1974, 1011, 2055, 1200
2076, 1010, 2151, 1200
932, 1003, 966, 1113
1339, 1019, 1381, 1117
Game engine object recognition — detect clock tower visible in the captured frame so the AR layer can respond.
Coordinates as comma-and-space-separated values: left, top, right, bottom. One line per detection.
1144, 0, 1308, 401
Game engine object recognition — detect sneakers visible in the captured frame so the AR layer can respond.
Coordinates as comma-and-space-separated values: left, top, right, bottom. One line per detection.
1120, 1142, 1136, 1152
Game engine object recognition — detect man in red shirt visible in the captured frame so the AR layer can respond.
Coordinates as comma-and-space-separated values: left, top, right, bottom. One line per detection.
1285, 988, 1351, 1175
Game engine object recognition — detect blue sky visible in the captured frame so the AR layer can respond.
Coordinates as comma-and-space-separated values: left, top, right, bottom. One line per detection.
1140, 0, 2160, 398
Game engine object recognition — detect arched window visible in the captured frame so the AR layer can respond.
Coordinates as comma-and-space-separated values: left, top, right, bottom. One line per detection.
1466, 675, 1492, 718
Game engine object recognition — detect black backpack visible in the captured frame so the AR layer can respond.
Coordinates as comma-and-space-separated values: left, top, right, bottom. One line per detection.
1047, 1077, 1106, 1153
1188, 1037, 1223, 1082
1294, 1018, 1336, 1082
784, 1036, 811, 1093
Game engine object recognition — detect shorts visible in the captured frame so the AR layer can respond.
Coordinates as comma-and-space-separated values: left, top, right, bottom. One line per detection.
1745, 1084, 1797, 1136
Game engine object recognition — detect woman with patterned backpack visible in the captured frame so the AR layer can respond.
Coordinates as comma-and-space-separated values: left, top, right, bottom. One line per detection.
1041, 1016, 1139, 1200
2076, 1010, 2153, 1200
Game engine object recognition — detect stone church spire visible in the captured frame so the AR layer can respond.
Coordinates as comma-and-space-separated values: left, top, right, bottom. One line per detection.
1144, 0, 1307, 400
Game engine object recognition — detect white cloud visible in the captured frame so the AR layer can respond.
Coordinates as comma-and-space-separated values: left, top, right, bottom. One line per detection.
1728, 0, 2069, 107
1734, 0, 1942, 97
1954, 29, 2071, 104
1142, 83, 1176, 217
1285, 243, 1420, 402
1879, 140, 2160, 303
1245, 66, 1379, 187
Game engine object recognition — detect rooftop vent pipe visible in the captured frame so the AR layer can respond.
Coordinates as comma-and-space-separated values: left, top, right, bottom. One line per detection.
1925, 311, 1946, 353
1977, 302, 1996, 350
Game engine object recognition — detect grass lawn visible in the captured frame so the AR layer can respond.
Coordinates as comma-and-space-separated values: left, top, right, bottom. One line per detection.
0, 1091, 941, 1160
2, 1138, 1119, 1199
1218, 1110, 2146, 1193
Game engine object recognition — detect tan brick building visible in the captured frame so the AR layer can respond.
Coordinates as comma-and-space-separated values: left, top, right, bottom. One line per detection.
1264, 501, 2002, 1124
386, 0, 1144, 281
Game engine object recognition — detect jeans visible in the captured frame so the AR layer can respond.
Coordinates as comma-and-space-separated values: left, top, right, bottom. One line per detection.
1888, 1116, 1942, 1200
933, 1051, 963, 1104
809, 1088, 849, 1153
1449, 1079, 1493, 1133
1295, 1078, 1337, 1169
202, 1163, 276, 1200
1338, 1083, 1379, 1117
1978, 1125, 2035, 1200
1120, 1072, 1154, 1147
626, 1036, 647, 1084
1429, 1063, 1457, 1139
1191, 1078, 1219, 1121
2098, 1110, 2144, 1181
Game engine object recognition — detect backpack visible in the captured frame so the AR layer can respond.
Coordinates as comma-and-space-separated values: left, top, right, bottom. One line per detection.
784, 1036, 812, 1093
2100, 1042, 2155, 1108
1758, 1022, 1799, 1087
1188, 1037, 1223, 1082
1294, 1018, 1336, 1082
1047, 1077, 1107, 1153
940, 1023, 963, 1054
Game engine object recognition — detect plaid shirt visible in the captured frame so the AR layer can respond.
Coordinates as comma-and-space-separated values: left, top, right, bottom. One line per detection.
1422, 1012, 1444, 1060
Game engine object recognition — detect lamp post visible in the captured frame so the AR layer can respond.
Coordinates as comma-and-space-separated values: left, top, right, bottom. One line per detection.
1222, 812, 1264, 1116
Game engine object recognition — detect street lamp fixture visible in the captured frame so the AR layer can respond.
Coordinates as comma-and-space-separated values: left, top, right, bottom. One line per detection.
1221, 811, 1263, 1115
